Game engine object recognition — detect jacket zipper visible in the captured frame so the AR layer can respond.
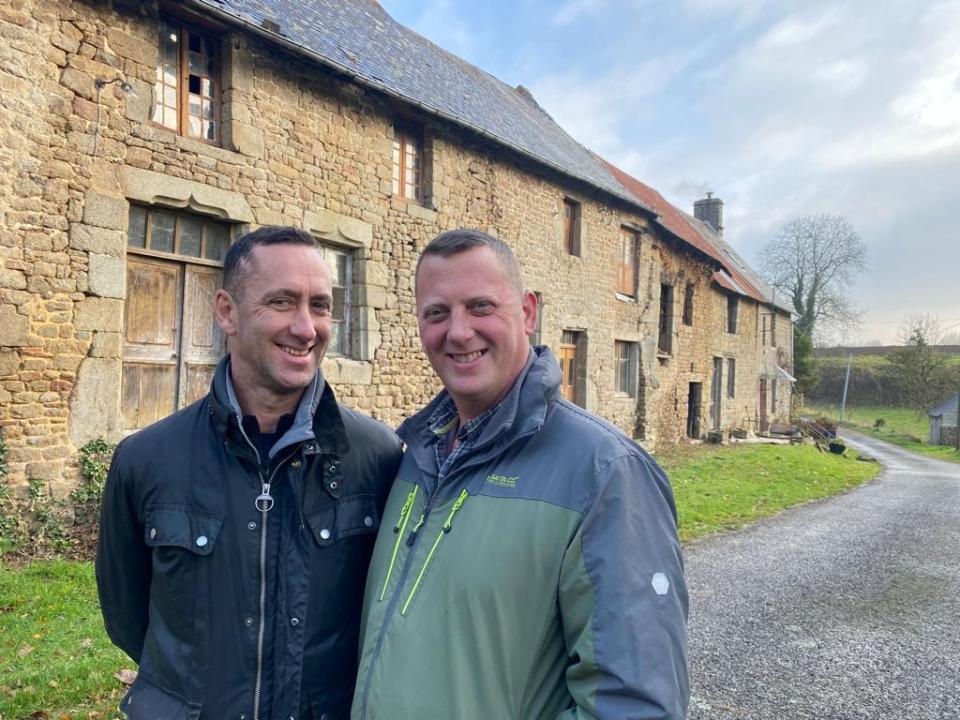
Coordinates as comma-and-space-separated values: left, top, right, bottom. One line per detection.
400, 488, 469, 616
252, 449, 298, 720
358, 485, 457, 720
378, 485, 419, 601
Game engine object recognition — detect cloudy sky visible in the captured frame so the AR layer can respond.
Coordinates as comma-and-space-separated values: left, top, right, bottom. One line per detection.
379, 0, 960, 345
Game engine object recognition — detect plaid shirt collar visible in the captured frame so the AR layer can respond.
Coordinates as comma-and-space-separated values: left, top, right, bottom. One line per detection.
427, 394, 502, 467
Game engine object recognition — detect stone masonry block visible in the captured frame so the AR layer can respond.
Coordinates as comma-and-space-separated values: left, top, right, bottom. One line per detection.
105, 27, 156, 67
0, 268, 27, 290
73, 297, 123, 332
0, 306, 30, 346
69, 223, 125, 256
90, 331, 122, 358
87, 254, 125, 298
68, 357, 122, 446
82, 191, 127, 231
0, 350, 19, 376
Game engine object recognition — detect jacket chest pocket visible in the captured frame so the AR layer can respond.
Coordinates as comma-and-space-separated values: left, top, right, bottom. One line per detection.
144, 505, 225, 618
305, 493, 380, 548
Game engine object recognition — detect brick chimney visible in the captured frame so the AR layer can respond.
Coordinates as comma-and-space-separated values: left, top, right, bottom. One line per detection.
694, 192, 723, 237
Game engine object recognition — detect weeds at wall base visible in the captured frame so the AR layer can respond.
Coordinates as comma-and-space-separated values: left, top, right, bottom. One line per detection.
0, 435, 115, 561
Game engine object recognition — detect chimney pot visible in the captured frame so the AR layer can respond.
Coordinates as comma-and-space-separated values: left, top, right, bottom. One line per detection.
694, 193, 723, 237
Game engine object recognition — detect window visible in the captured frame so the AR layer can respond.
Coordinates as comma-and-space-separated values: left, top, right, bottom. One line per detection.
769, 311, 777, 346
392, 121, 424, 203
562, 197, 581, 256
529, 291, 543, 346
727, 358, 736, 398
616, 228, 638, 297
123, 206, 232, 432
559, 330, 584, 406
658, 283, 674, 354
683, 283, 694, 326
153, 19, 220, 142
615, 341, 638, 396
316, 243, 353, 356
127, 204, 230, 261
727, 295, 739, 334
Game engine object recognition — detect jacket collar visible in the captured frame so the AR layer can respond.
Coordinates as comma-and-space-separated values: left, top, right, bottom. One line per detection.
398, 346, 561, 470
209, 356, 349, 458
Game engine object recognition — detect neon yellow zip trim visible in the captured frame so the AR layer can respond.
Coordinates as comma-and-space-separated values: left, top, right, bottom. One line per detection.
378, 485, 418, 602
400, 488, 469, 616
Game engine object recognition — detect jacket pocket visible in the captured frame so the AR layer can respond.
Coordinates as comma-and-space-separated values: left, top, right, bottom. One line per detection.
144, 504, 225, 554
142, 505, 224, 639
306, 493, 380, 547
120, 673, 201, 720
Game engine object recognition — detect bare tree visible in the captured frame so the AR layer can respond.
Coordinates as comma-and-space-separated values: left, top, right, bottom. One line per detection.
758, 214, 868, 342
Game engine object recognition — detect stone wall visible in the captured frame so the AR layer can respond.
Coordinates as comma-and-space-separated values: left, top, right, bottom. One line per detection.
0, 0, 791, 496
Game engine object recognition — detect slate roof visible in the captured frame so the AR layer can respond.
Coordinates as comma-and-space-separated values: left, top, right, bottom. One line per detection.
930, 394, 959, 423
602, 159, 792, 314
187, 0, 652, 213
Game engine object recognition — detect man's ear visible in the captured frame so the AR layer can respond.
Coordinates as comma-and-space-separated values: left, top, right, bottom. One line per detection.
521, 290, 538, 336
215, 289, 238, 336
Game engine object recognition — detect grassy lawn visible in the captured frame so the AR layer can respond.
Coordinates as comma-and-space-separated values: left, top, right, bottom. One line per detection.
658, 441, 881, 543
805, 403, 960, 464
0, 441, 880, 715
0, 560, 128, 719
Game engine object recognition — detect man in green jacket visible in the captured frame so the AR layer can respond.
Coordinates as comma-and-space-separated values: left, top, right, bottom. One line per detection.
352, 229, 688, 719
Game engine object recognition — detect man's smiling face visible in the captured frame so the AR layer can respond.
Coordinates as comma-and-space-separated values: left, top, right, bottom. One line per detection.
217, 243, 333, 408
416, 246, 537, 422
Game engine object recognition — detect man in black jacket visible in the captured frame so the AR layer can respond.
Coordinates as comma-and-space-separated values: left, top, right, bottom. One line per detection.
96, 226, 402, 720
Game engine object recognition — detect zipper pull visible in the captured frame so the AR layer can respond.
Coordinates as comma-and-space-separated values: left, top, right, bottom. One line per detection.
393, 487, 418, 532
405, 512, 426, 546
255, 482, 274, 513
442, 489, 470, 533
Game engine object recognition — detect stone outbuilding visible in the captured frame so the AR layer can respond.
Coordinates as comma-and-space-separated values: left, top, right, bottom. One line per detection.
929, 394, 959, 447
0, 0, 793, 496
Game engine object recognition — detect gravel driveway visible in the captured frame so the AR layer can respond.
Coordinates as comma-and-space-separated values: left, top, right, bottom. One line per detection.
685, 431, 960, 720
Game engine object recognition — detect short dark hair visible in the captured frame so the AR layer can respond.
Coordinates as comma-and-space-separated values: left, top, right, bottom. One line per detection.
416, 229, 523, 295
222, 226, 316, 297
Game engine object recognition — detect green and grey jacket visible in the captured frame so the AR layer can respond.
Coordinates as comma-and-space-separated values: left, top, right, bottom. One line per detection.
352, 347, 689, 719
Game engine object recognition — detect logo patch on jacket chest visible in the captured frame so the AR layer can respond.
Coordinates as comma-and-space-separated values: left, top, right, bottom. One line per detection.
485, 474, 518, 488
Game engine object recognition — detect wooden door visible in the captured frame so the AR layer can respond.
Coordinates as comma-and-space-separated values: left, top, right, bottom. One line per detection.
122, 257, 224, 432
558, 339, 578, 404
122, 256, 183, 432
179, 265, 224, 407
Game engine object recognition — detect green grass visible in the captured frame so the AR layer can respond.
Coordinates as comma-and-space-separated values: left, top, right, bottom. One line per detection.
806, 403, 960, 464
658, 442, 881, 542
0, 441, 881, 713
0, 560, 128, 719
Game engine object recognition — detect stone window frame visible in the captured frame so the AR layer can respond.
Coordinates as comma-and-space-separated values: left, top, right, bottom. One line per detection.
614, 340, 639, 397
315, 243, 353, 357
153, 15, 223, 144
393, 119, 426, 204
615, 227, 639, 299
727, 294, 739, 334
562, 197, 582, 256
303, 210, 382, 386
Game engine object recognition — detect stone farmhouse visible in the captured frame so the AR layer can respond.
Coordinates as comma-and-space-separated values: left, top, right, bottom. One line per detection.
0, 0, 793, 495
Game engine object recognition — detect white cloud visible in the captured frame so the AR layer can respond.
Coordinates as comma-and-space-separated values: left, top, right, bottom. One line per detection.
552, 0, 606, 26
